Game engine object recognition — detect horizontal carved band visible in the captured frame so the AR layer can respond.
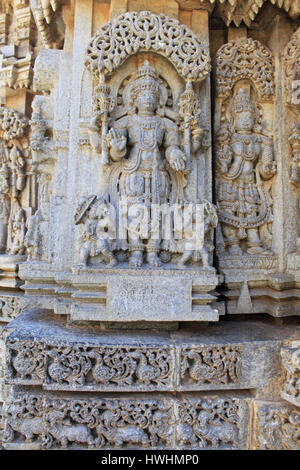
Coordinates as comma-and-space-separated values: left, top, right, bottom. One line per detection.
2, 392, 249, 449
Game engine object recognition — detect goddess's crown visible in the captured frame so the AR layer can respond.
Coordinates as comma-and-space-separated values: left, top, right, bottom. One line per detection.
231, 88, 256, 114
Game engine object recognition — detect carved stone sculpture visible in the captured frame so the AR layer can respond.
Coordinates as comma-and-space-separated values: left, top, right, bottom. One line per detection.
281, 342, 300, 408
216, 88, 276, 256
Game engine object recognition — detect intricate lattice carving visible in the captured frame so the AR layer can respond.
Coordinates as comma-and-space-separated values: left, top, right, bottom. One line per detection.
85, 11, 210, 82
215, 38, 275, 101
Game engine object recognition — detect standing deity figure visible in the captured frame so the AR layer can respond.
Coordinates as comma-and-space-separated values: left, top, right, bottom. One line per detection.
105, 61, 187, 268
216, 88, 276, 256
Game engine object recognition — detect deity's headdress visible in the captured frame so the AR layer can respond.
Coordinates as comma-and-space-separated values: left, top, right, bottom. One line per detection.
131, 61, 160, 98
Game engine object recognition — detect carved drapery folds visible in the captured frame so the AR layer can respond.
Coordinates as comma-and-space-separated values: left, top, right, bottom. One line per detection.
215, 38, 276, 261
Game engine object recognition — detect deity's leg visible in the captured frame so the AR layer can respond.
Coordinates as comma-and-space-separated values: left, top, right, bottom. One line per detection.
246, 228, 269, 255
222, 224, 242, 256
129, 249, 144, 267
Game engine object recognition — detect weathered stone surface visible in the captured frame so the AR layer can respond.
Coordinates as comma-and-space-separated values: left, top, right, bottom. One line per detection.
253, 401, 300, 450
0, 0, 299, 452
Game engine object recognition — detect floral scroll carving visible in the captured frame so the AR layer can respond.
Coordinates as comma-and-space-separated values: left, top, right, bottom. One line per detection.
6, 340, 174, 391
180, 346, 242, 386
177, 397, 242, 449
2, 393, 173, 449
85, 11, 210, 82
215, 38, 275, 102
255, 403, 300, 450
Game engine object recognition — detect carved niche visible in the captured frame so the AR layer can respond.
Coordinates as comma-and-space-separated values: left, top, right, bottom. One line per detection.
214, 38, 276, 265
78, 11, 214, 270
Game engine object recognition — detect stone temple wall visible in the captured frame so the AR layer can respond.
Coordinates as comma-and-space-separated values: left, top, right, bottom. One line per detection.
0, 0, 299, 450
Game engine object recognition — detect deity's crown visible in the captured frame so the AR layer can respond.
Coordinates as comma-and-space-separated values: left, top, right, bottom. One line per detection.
231, 88, 256, 115
132, 61, 160, 96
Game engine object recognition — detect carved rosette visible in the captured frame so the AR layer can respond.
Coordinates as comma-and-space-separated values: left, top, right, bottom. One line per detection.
215, 38, 275, 102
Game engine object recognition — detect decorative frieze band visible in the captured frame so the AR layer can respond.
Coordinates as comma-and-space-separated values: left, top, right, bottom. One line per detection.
1, 391, 250, 449
6, 339, 246, 392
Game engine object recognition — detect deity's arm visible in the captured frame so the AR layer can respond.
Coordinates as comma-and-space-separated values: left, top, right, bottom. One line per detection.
163, 118, 186, 171
258, 136, 276, 179
107, 117, 128, 162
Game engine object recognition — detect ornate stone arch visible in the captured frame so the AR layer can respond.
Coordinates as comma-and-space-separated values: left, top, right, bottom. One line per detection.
84, 11, 211, 82
215, 37, 275, 102
283, 27, 300, 106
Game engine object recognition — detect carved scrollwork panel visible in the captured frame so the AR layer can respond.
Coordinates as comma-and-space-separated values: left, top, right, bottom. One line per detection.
215, 38, 275, 102
85, 11, 210, 82
180, 345, 243, 387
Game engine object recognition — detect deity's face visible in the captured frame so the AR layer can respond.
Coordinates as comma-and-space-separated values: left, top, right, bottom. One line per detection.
136, 90, 158, 114
234, 110, 255, 133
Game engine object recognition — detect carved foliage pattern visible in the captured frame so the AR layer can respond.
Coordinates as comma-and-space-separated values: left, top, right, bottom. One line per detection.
215, 38, 275, 101
0, 296, 22, 320
6, 341, 173, 390
281, 344, 300, 406
255, 403, 300, 450
177, 397, 241, 448
85, 11, 210, 81
2, 393, 173, 449
180, 345, 242, 385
